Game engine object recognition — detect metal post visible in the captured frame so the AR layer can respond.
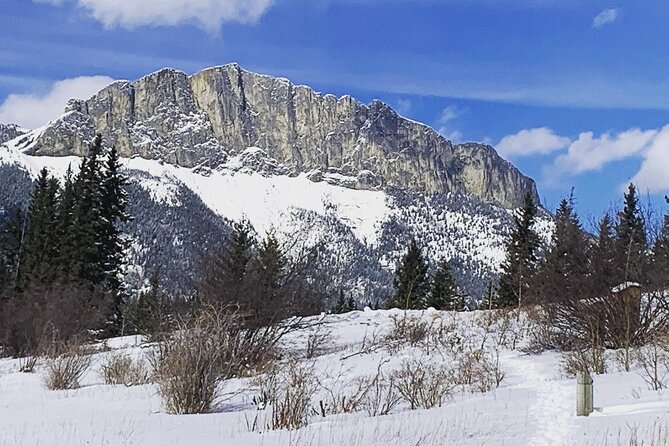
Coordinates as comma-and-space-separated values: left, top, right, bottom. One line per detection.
576, 371, 593, 416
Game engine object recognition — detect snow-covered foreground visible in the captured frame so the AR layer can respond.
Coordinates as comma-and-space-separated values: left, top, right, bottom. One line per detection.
1, 309, 669, 446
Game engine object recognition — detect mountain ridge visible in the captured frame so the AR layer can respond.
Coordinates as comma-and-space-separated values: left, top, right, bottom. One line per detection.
7, 63, 539, 209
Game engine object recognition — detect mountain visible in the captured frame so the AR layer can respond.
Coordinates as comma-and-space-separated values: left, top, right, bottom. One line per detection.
12, 63, 537, 209
0, 64, 550, 304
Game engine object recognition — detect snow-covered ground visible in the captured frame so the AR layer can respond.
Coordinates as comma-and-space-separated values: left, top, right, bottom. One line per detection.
1, 309, 668, 446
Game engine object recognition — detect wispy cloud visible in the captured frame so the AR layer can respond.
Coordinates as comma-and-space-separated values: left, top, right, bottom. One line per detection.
33, 0, 276, 33
593, 8, 620, 29
0, 76, 113, 129
395, 98, 412, 116
436, 105, 464, 143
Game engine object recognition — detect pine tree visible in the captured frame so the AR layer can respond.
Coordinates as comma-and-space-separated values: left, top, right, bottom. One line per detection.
332, 289, 347, 314
428, 258, 461, 310
387, 239, 429, 310
134, 269, 163, 335
535, 194, 590, 305
615, 184, 648, 284
100, 144, 130, 289
651, 197, 669, 289
254, 232, 287, 303
18, 168, 60, 288
590, 213, 618, 296
497, 193, 540, 309
0, 208, 25, 294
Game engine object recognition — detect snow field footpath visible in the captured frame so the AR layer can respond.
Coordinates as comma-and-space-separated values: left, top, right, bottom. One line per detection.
1, 309, 669, 445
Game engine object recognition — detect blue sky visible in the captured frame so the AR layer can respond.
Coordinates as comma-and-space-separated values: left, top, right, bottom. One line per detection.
2, 0, 669, 224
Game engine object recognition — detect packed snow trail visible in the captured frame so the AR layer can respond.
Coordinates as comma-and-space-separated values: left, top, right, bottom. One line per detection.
504, 352, 575, 446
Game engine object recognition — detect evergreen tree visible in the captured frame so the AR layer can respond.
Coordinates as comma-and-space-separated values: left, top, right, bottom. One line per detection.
590, 213, 618, 295
535, 194, 590, 305
428, 258, 462, 310
387, 239, 429, 310
615, 184, 648, 284
332, 290, 357, 313
651, 197, 669, 289
134, 269, 163, 335
496, 193, 540, 309
100, 145, 130, 289
0, 208, 25, 294
480, 281, 496, 311
18, 168, 60, 288
254, 232, 287, 304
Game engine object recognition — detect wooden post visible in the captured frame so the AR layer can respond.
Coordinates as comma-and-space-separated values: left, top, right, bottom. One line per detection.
576, 371, 593, 416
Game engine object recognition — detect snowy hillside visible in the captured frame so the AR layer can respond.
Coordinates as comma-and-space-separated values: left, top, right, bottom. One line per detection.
0, 137, 552, 302
0, 308, 667, 446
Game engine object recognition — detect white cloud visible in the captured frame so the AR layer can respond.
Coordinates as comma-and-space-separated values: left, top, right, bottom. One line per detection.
496, 127, 571, 158
0, 76, 113, 129
630, 125, 669, 193
34, 0, 275, 33
395, 99, 412, 116
551, 128, 657, 175
593, 8, 620, 29
436, 105, 464, 142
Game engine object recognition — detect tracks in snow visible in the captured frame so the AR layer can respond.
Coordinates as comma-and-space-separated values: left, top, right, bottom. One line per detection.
504, 352, 574, 446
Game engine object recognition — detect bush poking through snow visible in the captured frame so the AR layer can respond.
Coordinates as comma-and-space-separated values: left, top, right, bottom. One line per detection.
153, 307, 238, 414
562, 347, 607, 376
19, 355, 38, 373
393, 357, 454, 410
361, 365, 401, 416
634, 340, 669, 391
43, 341, 92, 390
102, 353, 152, 386
267, 361, 316, 430
305, 324, 332, 359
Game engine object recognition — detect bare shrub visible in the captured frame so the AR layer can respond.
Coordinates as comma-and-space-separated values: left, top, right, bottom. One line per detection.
453, 347, 505, 393
306, 324, 332, 359
19, 355, 38, 373
101, 353, 151, 386
562, 347, 607, 376
361, 362, 401, 416
268, 362, 316, 430
153, 307, 240, 414
393, 357, 454, 410
386, 314, 431, 348
43, 341, 92, 390
315, 370, 372, 416
635, 341, 669, 391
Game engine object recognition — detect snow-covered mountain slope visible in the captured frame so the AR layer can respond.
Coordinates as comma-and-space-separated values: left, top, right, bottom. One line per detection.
0, 308, 666, 446
0, 138, 551, 302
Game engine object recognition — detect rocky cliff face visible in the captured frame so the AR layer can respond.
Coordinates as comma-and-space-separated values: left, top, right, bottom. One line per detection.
13, 64, 539, 208
0, 124, 25, 145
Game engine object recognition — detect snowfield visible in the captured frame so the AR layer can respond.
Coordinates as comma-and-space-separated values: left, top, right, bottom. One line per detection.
1, 309, 668, 446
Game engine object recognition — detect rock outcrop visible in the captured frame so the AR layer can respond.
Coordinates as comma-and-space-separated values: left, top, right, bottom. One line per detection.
0, 124, 26, 145
12, 64, 539, 208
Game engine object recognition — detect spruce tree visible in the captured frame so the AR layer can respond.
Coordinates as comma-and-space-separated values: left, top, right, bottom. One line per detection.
254, 232, 287, 303
615, 184, 648, 284
387, 239, 429, 310
134, 269, 163, 335
496, 193, 540, 309
0, 208, 25, 294
19, 168, 60, 288
428, 258, 462, 310
535, 194, 590, 305
590, 213, 618, 296
651, 197, 669, 289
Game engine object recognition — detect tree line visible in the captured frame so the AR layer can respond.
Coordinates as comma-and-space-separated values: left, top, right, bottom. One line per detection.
0, 136, 129, 354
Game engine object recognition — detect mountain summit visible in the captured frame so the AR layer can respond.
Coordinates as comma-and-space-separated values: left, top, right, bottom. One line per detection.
13, 63, 538, 209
